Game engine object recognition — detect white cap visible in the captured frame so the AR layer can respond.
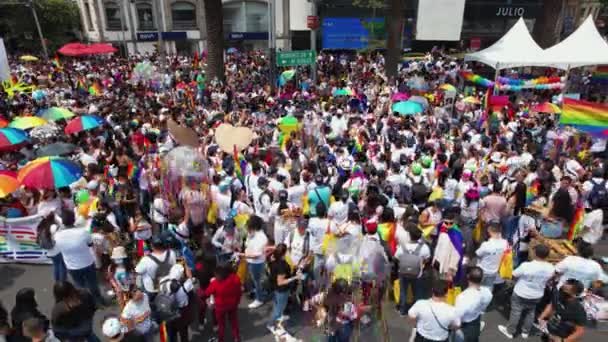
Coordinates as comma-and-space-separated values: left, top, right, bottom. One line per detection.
102, 318, 123, 340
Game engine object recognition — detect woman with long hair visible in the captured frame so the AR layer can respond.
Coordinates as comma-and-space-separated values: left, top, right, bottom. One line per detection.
267, 243, 302, 331
10, 288, 48, 342
51, 281, 98, 342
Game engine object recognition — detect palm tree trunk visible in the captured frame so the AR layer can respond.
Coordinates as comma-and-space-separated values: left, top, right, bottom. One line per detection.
385, 0, 403, 79
533, 0, 566, 48
203, 0, 225, 81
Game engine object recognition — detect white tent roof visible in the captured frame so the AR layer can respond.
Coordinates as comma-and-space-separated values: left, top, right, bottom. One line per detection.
541, 16, 608, 69
465, 18, 549, 70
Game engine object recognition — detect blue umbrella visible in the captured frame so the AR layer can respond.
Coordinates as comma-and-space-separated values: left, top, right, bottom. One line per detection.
227, 47, 238, 54
392, 101, 424, 115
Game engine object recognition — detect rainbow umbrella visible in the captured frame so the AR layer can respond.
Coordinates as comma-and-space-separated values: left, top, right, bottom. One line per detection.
0, 128, 28, 150
333, 88, 353, 96
0, 117, 8, 128
64, 115, 104, 134
440, 84, 458, 92
39, 107, 75, 121
392, 101, 423, 115
0, 171, 20, 198
532, 102, 561, 114
9, 116, 48, 130
463, 96, 481, 104
18, 157, 83, 189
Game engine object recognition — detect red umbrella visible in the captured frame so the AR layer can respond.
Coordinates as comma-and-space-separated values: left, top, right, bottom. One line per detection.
57, 42, 89, 56
87, 43, 118, 54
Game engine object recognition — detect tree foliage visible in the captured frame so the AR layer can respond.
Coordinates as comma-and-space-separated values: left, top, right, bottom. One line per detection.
0, 0, 80, 54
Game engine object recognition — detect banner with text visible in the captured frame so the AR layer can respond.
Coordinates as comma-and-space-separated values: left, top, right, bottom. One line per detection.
416, 0, 466, 41
0, 215, 49, 264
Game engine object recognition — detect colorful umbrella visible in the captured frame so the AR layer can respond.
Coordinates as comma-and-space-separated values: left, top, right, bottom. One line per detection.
19, 55, 39, 62
532, 102, 561, 114
0, 171, 20, 198
64, 115, 104, 134
463, 96, 481, 104
392, 101, 424, 115
333, 88, 353, 96
0, 117, 8, 128
440, 84, 458, 92
0, 128, 28, 150
8, 116, 48, 130
391, 92, 410, 102
18, 157, 83, 189
39, 107, 75, 121
408, 95, 429, 108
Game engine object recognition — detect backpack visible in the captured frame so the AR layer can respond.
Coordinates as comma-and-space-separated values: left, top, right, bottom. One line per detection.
153, 279, 182, 322
397, 243, 425, 278
411, 177, 429, 205
588, 180, 608, 209
147, 251, 172, 290
36, 224, 55, 250
399, 184, 412, 204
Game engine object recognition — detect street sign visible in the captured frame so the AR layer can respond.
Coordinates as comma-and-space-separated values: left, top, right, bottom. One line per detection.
276, 50, 316, 67
307, 15, 320, 30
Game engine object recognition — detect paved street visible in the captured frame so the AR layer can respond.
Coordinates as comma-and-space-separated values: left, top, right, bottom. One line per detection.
0, 263, 606, 342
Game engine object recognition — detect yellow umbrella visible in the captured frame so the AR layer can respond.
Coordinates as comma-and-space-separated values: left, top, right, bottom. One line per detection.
19, 55, 39, 62
463, 96, 481, 104
9, 116, 48, 130
440, 84, 458, 92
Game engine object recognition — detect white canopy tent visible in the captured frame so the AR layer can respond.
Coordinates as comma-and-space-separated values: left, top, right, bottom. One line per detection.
465, 18, 549, 70
541, 16, 608, 69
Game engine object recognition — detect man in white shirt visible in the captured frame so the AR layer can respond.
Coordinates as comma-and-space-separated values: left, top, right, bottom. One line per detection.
498, 244, 555, 339
53, 210, 102, 302
455, 267, 492, 342
475, 223, 509, 289
409, 280, 460, 342
135, 237, 177, 297
555, 244, 605, 289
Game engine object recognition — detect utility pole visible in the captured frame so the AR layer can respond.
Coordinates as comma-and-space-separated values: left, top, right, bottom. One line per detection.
269, 0, 276, 92
153, 0, 165, 64
310, 0, 318, 83
28, 0, 48, 60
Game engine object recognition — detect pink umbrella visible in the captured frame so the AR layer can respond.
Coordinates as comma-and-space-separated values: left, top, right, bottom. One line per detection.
86, 43, 118, 55
57, 43, 89, 56
392, 92, 410, 102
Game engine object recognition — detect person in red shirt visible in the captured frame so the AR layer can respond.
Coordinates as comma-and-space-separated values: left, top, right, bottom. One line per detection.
204, 262, 242, 342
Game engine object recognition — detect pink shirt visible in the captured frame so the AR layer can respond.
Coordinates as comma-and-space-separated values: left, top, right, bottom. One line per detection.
481, 194, 507, 223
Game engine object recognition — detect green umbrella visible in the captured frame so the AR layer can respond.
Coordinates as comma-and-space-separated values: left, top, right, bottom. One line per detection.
39, 107, 75, 121
281, 70, 296, 81
278, 116, 299, 135
332, 88, 352, 96
392, 101, 423, 115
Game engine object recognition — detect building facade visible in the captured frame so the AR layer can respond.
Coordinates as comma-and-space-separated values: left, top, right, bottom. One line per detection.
76, 0, 314, 55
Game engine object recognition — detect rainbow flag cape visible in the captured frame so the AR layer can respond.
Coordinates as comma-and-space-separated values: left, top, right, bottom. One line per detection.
567, 201, 585, 241
233, 145, 245, 183
127, 161, 140, 181
525, 179, 540, 206
560, 98, 608, 137
377, 222, 396, 256
88, 82, 102, 96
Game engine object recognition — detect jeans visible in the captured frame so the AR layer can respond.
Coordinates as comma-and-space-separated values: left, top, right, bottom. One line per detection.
68, 263, 102, 300
480, 272, 497, 290
327, 322, 353, 342
399, 275, 425, 315
247, 262, 268, 302
457, 316, 481, 342
507, 293, 540, 335
50, 253, 67, 282
269, 290, 290, 325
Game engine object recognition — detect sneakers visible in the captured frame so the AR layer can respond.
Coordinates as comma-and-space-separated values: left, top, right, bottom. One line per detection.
266, 324, 276, 334
302, 300, 310, 312
497, 325, 514, 339
521, 333, 529, 339
248, 300, 264, 309
278, 315, 290, 323
480, 321, 486, 331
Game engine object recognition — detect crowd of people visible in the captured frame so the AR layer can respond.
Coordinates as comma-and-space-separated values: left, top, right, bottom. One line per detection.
0, 48, 607, 342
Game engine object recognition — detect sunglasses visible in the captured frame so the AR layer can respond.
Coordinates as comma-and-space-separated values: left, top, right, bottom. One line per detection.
444, 220, 454, 225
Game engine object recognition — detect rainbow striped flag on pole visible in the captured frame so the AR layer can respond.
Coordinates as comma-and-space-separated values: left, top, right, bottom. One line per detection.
560, 98, 608, 137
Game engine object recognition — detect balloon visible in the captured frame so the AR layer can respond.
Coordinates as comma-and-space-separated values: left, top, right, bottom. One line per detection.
76, 189, 90, 204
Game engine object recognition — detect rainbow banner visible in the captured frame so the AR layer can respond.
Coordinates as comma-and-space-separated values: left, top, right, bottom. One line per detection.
560, 98, 608, 137
0, 215, 49, 264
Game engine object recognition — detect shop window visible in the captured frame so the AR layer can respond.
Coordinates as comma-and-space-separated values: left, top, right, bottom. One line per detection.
104, 1, 122, 31
172, 2, 197, 30
137, 2, 155, 31
223, 1, 268, 34
245, 2, 268, 32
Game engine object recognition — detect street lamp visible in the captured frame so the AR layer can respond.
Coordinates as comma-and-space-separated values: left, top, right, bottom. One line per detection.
26, 0, 49, 60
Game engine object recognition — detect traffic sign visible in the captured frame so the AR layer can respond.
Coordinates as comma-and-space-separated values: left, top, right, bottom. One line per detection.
276, 50, 316, 67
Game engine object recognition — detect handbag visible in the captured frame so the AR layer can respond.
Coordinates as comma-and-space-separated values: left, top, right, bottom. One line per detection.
321, 220, 336, 255
498, 246, 513, 280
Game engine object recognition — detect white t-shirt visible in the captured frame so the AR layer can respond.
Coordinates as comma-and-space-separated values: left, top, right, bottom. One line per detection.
475, 238, 508, 275
409, 299, 460, 341
121, 294, 153, 335
556, 255, 605, 289
581, 209, 604, 245
152, 198, 168, 224
135, 250, 177, 293
54, 227, 95, 270
455, 286, 493, 323
245, 230, 268, 264
513, 260, 555, 299
328, 201, 349, 225
285, 230, 309, 266
308, 217, 335, 255
37, 198, 62, 216
132, 219, 152, 241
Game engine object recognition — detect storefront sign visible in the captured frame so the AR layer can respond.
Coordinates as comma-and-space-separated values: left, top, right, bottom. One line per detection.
495, 6, 525, 17
228, 32, 269, 40
276, 50, 316, 67
137, 32, 187, 41
307, 16, 320, 30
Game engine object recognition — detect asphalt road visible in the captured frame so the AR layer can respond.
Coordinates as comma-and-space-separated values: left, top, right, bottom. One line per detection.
1, 262, 607, 342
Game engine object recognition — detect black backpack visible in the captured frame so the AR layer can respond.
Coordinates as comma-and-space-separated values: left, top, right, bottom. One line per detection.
36, 223, 55, 250
411, 177, 429, 205
588, 180, 608, 209
147, 251, 172, 291
153, 279, 183, 322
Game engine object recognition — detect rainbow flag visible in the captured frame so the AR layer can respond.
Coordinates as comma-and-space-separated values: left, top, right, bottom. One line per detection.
233, 145, 245, 183
192, 51, 199, 69
525, 180, 540, 206
377, 222, 396, 256
567, 201, 585, 241
560, 98, 608, 137
52, 53, 61, 69
127, 161, 140, 181
76, 77, 87, 93
88, 82, 102, 96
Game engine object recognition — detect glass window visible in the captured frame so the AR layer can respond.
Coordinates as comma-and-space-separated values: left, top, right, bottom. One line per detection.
104, 1, 122, 31
245, 2, 268, 32
223, 2, 244, 33
172, 2, 196, 30
84, 1, 94, 31
137, 2, 155, 31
